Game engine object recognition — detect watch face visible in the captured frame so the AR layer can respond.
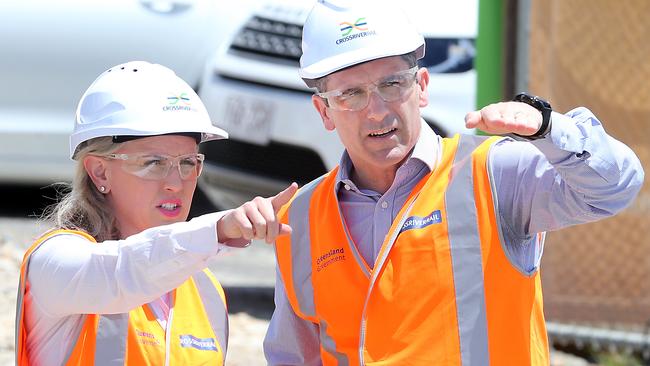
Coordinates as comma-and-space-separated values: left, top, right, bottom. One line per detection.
515, 93, 551, 109
514, 93, 550, 109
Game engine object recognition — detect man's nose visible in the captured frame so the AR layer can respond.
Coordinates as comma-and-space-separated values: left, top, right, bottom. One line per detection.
364, 89, 390, 120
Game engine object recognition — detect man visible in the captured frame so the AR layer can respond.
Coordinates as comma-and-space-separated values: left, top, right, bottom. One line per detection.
264, 1, 644, 365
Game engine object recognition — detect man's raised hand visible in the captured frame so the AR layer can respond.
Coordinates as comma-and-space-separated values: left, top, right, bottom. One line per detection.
465, 101, 543, 137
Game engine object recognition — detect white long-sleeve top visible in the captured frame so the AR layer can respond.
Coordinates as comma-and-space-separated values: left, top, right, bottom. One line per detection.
23, 211, 243, 366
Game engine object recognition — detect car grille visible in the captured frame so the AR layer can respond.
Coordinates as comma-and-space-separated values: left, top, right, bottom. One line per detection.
229, 15, 475, 73
201, 139, 327, 185
230, 16, 303, 63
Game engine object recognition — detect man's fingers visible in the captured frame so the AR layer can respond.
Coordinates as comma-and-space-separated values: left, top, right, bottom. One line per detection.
481, 105, 503, 130
271, 182, 298, 212
470, 102, 544, 135
464, 110, 481, 128
500, 108, 516, 125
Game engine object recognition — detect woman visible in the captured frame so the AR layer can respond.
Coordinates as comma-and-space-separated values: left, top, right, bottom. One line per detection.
15, 61, 296, 365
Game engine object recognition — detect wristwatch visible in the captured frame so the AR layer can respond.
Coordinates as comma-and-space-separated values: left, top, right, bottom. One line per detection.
512, 92, 553, 140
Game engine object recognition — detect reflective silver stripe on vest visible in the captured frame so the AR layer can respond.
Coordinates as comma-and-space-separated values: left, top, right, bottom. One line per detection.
320, 319, 350, 365
61, 315, 88, 365
446, 135, 490, 365
337, 199, 371, 278
15, 272, 25, 365
16, 234, 90, 366
58, 314, 91, 365
194, 270, 229, 358
287, 176, 326, 318
95, 313, 129, 365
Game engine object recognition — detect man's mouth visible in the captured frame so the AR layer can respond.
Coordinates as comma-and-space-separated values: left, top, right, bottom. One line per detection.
369, 127, 397, 137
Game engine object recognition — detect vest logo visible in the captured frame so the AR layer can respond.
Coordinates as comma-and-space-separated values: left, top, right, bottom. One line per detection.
136, 329, 161, 347
163, 92, 192, 111
400, 210, 442, 233
179, 334, 219, 352
336, 17, 377, 45
339, 17, 368, 36
316, 247, 346, 272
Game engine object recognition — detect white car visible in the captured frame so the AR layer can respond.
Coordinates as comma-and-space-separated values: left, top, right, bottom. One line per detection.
0, 0, 249, 186
198, 0, 478, 208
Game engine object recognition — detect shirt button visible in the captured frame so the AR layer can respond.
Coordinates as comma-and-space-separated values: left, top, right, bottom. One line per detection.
344, 184, 351, 191
381, 201, 388, 209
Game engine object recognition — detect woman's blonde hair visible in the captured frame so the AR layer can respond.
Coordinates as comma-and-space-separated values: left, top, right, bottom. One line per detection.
42, 137, 122, 241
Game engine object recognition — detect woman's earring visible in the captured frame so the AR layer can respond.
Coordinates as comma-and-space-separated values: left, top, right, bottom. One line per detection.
99, 186, 106, 193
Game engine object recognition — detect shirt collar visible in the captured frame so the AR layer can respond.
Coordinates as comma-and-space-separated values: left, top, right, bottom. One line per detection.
411, 118, 440, 172
335, 118, 441, 191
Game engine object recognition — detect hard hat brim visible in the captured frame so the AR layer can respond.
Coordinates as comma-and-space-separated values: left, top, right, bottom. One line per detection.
69, 122, 228, 160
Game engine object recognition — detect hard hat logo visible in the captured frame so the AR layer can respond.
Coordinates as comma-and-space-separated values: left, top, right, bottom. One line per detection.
336, 18, 377, 45
163, 92, 193, 111
339, 18, 367, 36
167, 93, 191, 106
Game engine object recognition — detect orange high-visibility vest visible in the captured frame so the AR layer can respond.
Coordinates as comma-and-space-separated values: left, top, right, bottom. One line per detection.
16, 229, 228, 366
276, 134, 549, 365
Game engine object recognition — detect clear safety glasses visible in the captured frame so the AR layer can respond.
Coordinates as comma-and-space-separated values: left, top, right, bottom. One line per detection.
104, 152, 204, 180
317, 66, 419, 112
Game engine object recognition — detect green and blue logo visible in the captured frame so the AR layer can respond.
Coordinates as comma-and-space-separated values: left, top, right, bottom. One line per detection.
167, 93, 191, 106
339, 18, 368, 36
336, 17, 376, 45
163, 92, 192, 111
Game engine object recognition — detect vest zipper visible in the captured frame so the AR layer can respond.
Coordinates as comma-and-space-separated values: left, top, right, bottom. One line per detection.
358, 196, 420, 364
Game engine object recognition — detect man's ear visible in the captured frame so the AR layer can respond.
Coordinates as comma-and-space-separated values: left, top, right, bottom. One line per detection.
417, 67, 430, 108
312, 94, 336, 131
83, 155, 111, 193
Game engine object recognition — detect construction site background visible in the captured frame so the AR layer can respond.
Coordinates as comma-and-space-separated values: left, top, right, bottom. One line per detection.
527, 0, 649, 331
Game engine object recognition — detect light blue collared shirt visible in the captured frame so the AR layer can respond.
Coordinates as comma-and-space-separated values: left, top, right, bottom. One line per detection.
264, 107, 645, 365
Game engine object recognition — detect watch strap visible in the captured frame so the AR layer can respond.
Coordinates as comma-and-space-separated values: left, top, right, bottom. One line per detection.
512, 93, 553, 140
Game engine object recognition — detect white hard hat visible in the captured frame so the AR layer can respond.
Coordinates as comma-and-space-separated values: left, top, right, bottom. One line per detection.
70, 61, 228, 159
299, 0, 425, 87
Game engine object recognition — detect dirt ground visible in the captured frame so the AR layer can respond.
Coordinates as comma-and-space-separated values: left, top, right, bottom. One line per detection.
224, 289, 274, 365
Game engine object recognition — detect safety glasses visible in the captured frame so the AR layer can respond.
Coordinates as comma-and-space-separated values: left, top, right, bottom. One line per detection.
317, 66, 419, 111
104, 152, 204, 180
